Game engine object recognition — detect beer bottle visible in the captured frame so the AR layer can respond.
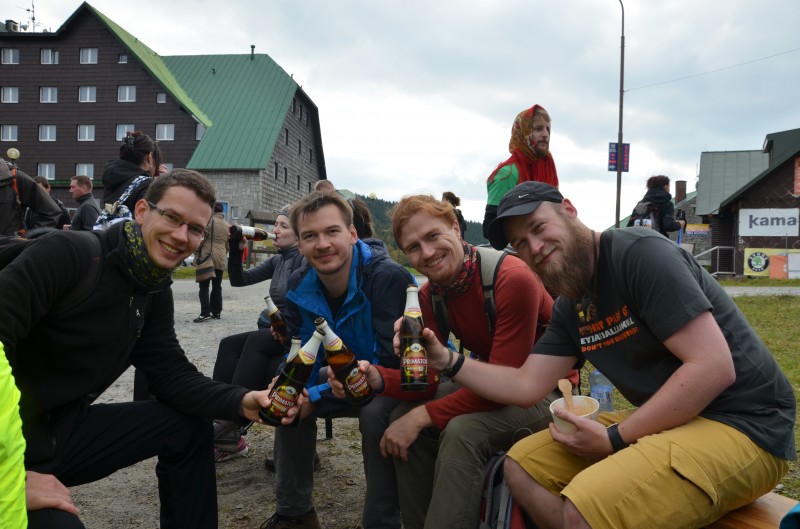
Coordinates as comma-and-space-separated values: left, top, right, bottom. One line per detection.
400, 285, 428, 391
259, 331, 322, 426
314, 317, 374, 406
264, 295, 288, 344
229, 225, 276, 241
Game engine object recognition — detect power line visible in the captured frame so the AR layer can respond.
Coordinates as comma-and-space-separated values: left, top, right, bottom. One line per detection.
626, 46, 800, 92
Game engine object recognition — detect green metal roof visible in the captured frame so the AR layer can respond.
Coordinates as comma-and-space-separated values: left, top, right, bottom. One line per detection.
84, 3, 212, 128
694, 151, 768, 216
162, 54, 298, 170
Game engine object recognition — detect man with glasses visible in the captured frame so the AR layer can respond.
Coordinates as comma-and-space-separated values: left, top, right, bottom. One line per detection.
0, 169, 277, 529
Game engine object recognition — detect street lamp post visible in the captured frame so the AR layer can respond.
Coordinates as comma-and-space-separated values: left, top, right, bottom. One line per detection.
614, 0, 625, 228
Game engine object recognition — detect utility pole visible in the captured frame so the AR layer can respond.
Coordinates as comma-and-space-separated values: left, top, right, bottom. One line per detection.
614, 0, 625, 228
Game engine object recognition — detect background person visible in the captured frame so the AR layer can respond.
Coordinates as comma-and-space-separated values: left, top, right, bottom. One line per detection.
419, 180, 795, 529
101, 131, 162, 213
63, 176, 100, 231
482, 104, 558, 238
193, 202, 229, 322
626, 174, 686, 237
211, 205, 305, 462
24, 176, 70, 231
0, 159, 61, 236
441, 191, 467, 238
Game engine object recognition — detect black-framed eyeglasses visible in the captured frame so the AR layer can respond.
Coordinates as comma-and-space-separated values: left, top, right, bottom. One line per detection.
147, 201, 209, 239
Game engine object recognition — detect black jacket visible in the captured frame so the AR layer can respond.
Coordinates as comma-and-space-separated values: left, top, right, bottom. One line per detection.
0, 224, 247, 465
0, 166, 61, 236
70, 192, 101, 230
101, 159, 152, 211
639, 188, 682, 237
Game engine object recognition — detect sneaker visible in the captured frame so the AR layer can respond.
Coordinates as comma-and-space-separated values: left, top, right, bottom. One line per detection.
259, 509, 321, 529
211, 313, 221, 319
213, 420, 239, 451
264, 451, 321, 473
214, 436, 248, 463
193, 315, 211, 323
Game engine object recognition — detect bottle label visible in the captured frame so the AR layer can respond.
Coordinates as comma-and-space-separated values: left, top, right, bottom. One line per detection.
269, 385, 300, 416
325, 336, 343, 351
240, 226, 256, 237
344, 367, 371, 397
403, 308, 422, 318
298, 348, 316, 364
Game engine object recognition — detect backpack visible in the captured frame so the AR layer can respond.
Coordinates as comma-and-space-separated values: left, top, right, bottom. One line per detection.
0, 231, 103, 314
430, 246, 506, 347
93, 175, 149, 231
626, 200, 661, 232
479, 429, 535, 529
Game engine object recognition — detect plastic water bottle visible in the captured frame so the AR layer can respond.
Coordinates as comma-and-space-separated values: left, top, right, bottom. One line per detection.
589, 369, 614, 412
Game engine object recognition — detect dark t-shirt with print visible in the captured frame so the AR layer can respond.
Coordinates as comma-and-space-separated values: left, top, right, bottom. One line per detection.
535, 228, 796, 460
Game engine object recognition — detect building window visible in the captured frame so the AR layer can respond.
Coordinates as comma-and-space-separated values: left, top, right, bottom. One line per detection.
118, 54, 128, 63
38, 163, 55, 180
116, 124, 134, 141
39, 125, 56, 141
1, 125, 18, 141
80, 48, 98, 64
156, 124, 175, 141
292, 98, 297, 114
274, 162, 279, 180
117, 85, 136, 102
78, 86, 96, 103
76, 163, 94, 178
40, 87, 58, 103
299, 107, 303, 121
284, 167, 288, 184
77, 125, 95, 142
156, 92, 167, 103
1, 48, 19, 64
1, 87, 19, 103
297, 175, 301, 190
305, 113, 309, 126
298, 140, 302, 155
162, 163, 174, 172
309, 148, 313, 163
308, 182, 312, 192
285, 128, 289, 145
230, 206, 240, 220
196, 122, 205, 141
40, 49, 59, 64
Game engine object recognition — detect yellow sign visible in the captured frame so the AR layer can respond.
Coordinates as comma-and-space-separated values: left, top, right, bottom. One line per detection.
743, 248, 800, 276
685, 224, 709, 235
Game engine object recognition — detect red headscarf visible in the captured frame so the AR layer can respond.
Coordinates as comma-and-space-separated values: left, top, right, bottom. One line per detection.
487, 104, 558, 187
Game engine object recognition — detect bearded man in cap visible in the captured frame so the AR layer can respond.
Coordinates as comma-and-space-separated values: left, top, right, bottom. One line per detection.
412, 181, 795, 529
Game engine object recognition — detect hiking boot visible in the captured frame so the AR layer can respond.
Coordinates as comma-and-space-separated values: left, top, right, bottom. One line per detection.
214, 436, 248, 463
264, 451, 321, 473
213, 420, 240, 451
259, 509, 321, 529
193, 314, 211, 323
211, 313, 221, 319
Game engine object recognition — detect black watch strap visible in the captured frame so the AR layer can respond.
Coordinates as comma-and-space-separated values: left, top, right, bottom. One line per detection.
607, 423, 628, 452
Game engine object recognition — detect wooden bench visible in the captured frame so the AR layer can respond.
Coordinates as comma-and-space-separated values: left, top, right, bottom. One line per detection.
706, 492, 797, 529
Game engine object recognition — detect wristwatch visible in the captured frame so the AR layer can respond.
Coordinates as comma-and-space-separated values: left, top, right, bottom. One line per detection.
607, 423, 628, 453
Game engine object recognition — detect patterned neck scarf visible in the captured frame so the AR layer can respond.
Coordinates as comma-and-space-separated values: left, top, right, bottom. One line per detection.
122, 221, 173, 287
487, 104, 559, 187
428, 242, 477, 298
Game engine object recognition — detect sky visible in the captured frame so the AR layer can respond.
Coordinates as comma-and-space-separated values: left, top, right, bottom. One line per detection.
24, 0, 800, 231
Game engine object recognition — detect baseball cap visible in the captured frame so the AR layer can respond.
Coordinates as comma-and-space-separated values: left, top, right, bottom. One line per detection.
487, 181, 563, 250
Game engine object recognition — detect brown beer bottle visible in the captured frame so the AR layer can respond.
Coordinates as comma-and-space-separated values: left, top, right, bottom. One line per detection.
314, 317, 374, 406
400, 285, 428, 391
259, 331, 322, 426
264, 295, 288, 344
229, 225, 276, 241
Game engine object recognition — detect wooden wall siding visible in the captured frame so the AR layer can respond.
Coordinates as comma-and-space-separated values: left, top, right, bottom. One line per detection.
710, 214, 736, 274
0, 11, 199, 187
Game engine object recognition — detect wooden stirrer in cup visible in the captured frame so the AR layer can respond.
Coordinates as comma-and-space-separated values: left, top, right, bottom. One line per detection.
558, 379, 574, 413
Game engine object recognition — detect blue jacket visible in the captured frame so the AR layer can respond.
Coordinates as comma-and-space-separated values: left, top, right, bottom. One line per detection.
285, 238, 413, 414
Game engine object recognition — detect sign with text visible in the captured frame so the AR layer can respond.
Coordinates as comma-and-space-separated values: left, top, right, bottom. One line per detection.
739, 208, 799, 237
608, 143, 630, 172
743, 248, 800, 276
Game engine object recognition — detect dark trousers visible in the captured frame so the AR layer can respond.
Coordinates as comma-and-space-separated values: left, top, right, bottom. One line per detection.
198, 269, 224, 317
27, 401, 217, 529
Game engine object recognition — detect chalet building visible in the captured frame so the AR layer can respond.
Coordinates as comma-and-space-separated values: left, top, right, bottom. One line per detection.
717, 128, 800, 277
0, 2, 325, 221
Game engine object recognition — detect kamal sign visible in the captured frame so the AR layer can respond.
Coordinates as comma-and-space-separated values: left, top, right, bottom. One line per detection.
739, 209, 799, 237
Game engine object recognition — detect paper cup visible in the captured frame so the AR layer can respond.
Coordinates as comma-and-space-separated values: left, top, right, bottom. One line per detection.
549, 396, 600, 434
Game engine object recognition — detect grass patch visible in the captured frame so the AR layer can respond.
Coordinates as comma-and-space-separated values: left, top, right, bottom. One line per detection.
717, 277, 800, 287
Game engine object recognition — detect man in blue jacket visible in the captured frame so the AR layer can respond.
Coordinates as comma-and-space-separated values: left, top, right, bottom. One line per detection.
261, 191, 413, 529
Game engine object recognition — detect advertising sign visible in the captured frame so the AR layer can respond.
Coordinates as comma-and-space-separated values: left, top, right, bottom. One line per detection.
608, 143, 630, 172
744, 248, 800, 276
739, 208, 799, 237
